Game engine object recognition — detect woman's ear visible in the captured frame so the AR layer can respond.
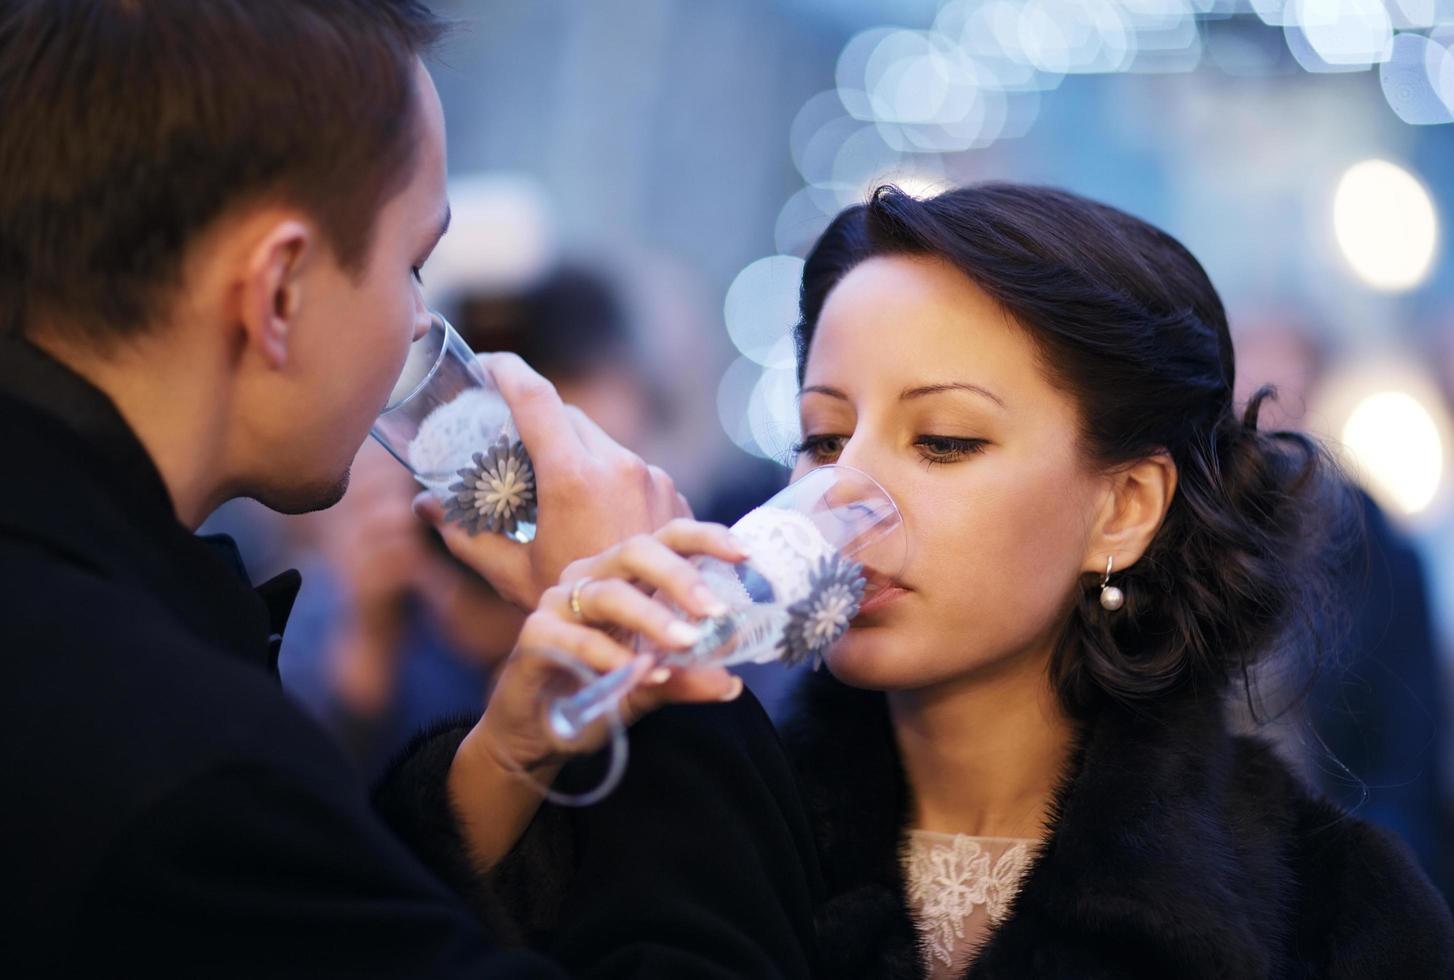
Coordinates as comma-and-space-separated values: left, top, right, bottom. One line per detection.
1084, 453, 1177, 575
238, 218, 313, 369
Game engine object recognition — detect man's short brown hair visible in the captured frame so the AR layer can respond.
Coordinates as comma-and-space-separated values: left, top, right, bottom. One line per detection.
0, 0, 446, 343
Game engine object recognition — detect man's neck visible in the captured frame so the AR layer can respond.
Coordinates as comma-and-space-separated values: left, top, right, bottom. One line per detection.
28, 328, 234, 530
887, 647, 1075, 840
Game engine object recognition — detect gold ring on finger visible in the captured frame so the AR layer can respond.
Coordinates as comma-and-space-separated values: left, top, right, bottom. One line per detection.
569, 576, 596, 622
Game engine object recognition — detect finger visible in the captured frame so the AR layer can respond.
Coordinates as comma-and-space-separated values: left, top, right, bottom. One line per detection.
415, 491, 536, 610
654, 518, 749, 566
587, 534, 729, 619
562, 405, 620, 458
561, 407, 664, 516
646, 464, 679, 527
624, 665, 742, 721
412, 491, 444, 524
517, 618, 644, 678
569, 578, 706, 652
673, 491, 693, 520
481, 353, 590, 475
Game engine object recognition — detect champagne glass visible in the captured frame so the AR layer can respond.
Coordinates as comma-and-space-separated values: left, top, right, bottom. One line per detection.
512, 463, 907, 805
371, 312, 537, 543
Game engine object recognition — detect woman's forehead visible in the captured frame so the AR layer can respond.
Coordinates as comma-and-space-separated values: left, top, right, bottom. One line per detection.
805, 257, 1042, 399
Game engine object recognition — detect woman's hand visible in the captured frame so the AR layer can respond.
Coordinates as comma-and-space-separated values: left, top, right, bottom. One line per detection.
446, 519, 749, 868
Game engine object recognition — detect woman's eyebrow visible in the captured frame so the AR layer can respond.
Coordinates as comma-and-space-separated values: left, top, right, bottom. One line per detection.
900, 381, 1005, 409
798, 384, 850, 403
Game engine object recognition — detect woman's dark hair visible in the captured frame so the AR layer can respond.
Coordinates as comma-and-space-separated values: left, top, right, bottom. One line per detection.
0, 0, 446, 343
797, 183, 1345, 719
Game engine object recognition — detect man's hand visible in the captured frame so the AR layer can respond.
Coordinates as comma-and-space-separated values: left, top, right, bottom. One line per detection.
414, 353, 689, 611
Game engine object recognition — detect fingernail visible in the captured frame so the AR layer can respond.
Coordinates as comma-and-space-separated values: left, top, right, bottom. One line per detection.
691, 585, 728, 618
719, 677, 745, 702
666, 621, 703, 648
646, 667, 672, 685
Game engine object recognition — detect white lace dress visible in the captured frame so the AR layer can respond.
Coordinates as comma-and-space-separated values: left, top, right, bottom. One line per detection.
902, 832, 1038, 980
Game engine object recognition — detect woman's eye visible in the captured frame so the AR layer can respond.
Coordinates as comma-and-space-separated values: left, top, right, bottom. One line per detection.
411, 266, 424, 285
915, 435, 986, 465
792, 434, 845, 463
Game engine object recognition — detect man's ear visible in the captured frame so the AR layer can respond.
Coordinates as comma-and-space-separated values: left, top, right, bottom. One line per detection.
239, 219, 313, 369
1083, 453, 1178, 576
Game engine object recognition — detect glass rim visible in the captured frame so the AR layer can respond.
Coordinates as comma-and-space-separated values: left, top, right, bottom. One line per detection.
775, 461, 907, 577
379, 310, 453, 416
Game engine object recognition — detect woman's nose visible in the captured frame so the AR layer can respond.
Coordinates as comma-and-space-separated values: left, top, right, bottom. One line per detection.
833, 433, 875, 475
412, 309, 435, 343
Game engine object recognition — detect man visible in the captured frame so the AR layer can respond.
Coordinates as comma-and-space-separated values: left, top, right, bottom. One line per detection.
0, 2, 816, 976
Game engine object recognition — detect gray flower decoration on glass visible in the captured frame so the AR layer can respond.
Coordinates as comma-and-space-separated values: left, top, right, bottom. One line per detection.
445, 435, 537, 537
777, 552, 867, 669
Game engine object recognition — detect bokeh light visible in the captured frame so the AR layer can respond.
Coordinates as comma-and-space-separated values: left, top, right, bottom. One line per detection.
1018, 0, 1135, 75
748, 364, 804, 464
716, 354, 802, 461
718, 355, 768, 458
421, 173, 557, 305
1380, 32, 1454, 124
1286, 0, 1393, 71
1342, 390, 1446, 515
724, 2, 1454, 465
1312, 361, 1453, 521
774, 186, 838, 256
1332, 159, 1439, 291
724, 256, 805, 367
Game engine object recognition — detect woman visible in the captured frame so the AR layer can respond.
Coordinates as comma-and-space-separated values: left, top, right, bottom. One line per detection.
422, 183, 1453, 978
773, 183, 1452, 978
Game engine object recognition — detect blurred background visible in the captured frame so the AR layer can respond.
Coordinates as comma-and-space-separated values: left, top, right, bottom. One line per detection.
209, 0, 1454, 900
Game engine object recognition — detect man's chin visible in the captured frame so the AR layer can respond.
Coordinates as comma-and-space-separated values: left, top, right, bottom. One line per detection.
251, 468, 352, 516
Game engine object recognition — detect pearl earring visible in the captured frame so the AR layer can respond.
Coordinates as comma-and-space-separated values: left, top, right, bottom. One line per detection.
1099, 556, 1124, 611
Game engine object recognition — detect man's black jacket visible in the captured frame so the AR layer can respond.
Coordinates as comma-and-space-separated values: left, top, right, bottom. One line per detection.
0, 335, 817, 979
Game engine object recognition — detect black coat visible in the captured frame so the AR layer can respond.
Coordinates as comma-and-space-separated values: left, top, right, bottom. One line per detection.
386, 695, 822, 979
0, 336, 816, 978
779, 668, 1454, 979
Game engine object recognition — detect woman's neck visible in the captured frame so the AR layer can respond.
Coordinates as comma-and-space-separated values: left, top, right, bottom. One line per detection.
887, 649, 1075, 840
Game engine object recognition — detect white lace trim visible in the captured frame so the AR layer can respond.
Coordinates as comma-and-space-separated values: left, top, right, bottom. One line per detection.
730, 506, 835, 607
903, 832, 1036, 976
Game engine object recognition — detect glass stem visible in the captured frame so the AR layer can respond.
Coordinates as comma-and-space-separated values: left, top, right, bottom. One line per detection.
547, 660, 642, 743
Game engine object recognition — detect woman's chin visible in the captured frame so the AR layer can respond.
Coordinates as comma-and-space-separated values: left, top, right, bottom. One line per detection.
823, 631, 918, 691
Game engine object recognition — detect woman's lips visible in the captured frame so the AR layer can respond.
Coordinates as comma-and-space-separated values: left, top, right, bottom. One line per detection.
854, 566, 910, 618
856, 585, 909, 616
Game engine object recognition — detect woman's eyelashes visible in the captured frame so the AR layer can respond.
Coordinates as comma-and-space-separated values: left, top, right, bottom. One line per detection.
791, 433, 988, 467
411, 265, 425, 285
907, 436, 988, 465
792, 434, 846, 463
915, 435, 987, 467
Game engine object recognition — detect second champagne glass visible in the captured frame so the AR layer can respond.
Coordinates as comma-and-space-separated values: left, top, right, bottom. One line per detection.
510, 463, 908, 805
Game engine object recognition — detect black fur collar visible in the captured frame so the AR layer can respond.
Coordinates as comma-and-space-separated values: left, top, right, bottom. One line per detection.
778, 670, 1311, 979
